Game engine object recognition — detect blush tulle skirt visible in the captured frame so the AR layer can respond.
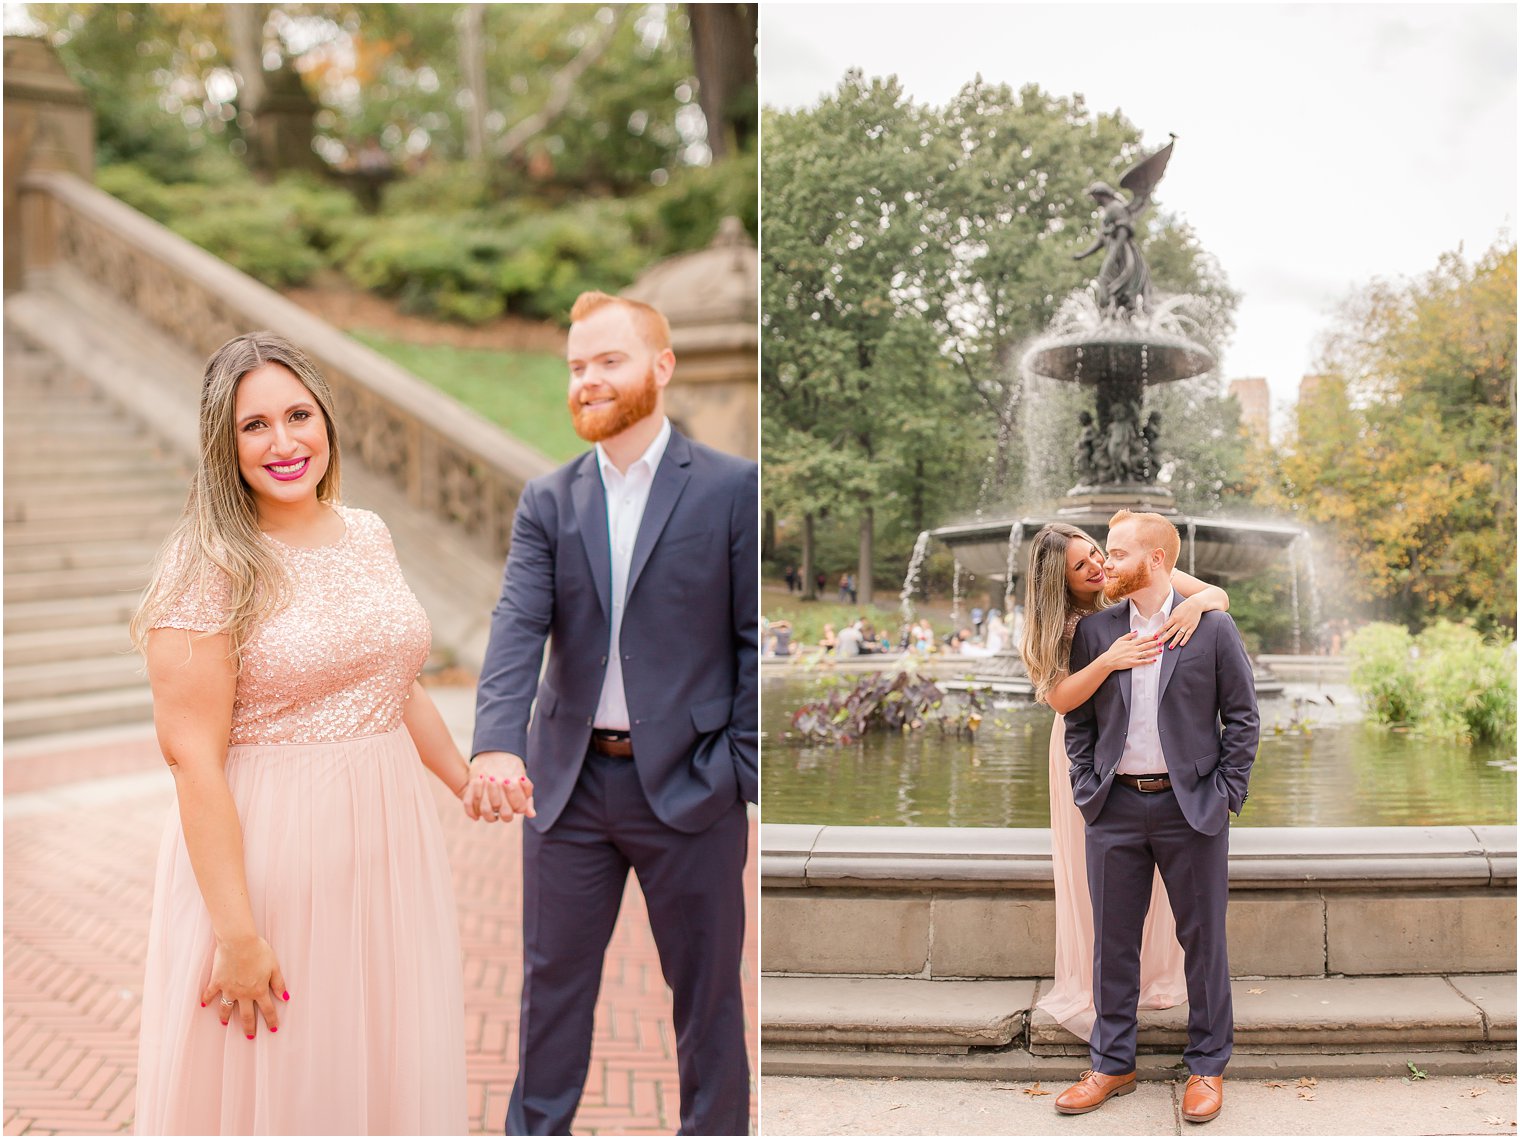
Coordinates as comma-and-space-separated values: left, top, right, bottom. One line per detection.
1036, 714, 1187, 1041
134, 727, 466, 1134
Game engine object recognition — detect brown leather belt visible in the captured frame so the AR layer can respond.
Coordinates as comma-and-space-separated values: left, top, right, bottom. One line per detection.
590, 729, 634, 758
1114, 773, 1172, 793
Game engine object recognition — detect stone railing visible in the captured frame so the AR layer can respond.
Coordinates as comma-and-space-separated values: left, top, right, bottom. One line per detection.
17, 169, 554, 563
762, 823, 1517, 979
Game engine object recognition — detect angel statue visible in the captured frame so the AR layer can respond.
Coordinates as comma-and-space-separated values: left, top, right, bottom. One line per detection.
1074, 134, 1175, 318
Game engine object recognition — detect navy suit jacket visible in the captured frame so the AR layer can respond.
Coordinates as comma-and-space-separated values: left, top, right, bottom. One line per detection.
471, 429, 758, 835
1064, 591, 1259, 837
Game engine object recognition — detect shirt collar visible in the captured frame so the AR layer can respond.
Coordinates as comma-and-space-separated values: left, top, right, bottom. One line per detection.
596, 416, 671, 481
1128, 586, 1175, 628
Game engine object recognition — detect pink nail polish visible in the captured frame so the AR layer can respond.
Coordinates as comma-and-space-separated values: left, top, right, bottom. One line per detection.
246, 1034, 255, 1040
201, 1002, 206, 1007
519, 777, 528, 783
282, 991, 290, 1001
488, 776, 496, 782
270, 1027, 278, 1033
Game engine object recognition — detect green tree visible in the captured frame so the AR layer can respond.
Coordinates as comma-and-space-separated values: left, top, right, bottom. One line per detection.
1258, 242, 1516, 632
762, 73, 988, 604
762, 72, 1242, 599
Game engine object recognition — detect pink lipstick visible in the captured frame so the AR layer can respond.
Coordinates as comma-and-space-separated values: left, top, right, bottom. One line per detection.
263, 457, 310, 482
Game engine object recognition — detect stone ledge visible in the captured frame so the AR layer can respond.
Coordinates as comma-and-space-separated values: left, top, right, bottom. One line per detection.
761, 977, 1035, 1050
762, 823, 1517, 890
761, 974, 1517, 1057
759, 1045, 1518, 1082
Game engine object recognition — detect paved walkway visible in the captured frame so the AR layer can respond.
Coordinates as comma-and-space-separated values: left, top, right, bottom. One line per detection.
761, 1073, 1518, 1136
4, 686, 758, 1135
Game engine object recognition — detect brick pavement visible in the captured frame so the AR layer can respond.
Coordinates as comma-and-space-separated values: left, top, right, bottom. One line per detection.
4, 718, 759, 1135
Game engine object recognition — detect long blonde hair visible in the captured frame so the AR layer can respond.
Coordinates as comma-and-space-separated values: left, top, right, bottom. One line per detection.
1018, 523, 1111, 704
130, 332, 342, 661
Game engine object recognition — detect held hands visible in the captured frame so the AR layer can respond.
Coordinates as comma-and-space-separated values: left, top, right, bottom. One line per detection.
203, 934, 287, 1039
1098, 630, 1162, 672
462, 751, 536, 824
1160, 595, 1209, 648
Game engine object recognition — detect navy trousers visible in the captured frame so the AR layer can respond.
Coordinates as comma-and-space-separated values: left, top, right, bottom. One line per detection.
1085, 782, 1233, 1076
507, 748, 750, 1136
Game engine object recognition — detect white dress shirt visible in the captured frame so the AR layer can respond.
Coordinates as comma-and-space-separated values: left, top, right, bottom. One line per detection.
592, 417, 671, 730
1114, 590, 1173, 776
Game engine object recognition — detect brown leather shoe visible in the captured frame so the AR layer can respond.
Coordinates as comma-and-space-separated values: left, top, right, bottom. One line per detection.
1054, 1069, 1136, 1115
1181, 1074, 1224, 1123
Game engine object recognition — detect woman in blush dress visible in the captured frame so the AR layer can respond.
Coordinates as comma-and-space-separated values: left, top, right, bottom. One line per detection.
1018, 522, 1229, 1041
130, 332, 520, 1134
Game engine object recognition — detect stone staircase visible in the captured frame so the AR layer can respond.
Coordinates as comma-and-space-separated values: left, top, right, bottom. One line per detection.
3, 336, 189, 739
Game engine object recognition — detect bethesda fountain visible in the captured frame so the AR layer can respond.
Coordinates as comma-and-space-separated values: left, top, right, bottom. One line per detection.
926, 136, 1303, 688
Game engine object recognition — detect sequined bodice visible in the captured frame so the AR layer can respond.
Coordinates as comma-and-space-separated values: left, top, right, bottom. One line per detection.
156, 506, 430, 745
1062, 606, 1098, 648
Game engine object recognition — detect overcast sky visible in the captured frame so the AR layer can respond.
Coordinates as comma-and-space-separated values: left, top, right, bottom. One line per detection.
761, 2, 1516, 424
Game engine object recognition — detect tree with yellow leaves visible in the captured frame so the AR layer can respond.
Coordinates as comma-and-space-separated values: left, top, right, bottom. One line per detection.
1256, 241, 1515, 633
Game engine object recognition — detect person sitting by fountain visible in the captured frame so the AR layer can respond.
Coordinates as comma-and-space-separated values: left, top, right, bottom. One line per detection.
835, 621, 864, 659
941, 627, 968, 654
961, 609, 1010, 657
855, 617, 880, 654
819, 622, 839, 654
1017, 522, 1230, 1051
913, 621, 935, 653
766, 619, 794, 658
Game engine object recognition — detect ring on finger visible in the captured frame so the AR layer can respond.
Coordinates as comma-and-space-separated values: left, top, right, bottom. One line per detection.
220, 996, 235, 1008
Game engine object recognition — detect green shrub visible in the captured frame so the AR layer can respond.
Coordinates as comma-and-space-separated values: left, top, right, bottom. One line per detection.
173, 206, 323, 286
1348, 620, 1516, 747
1347, 622, 1419, 722
1413, 621, 1517, 747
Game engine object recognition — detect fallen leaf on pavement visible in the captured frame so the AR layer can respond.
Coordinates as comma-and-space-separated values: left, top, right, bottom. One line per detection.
1484, 1115, 1504, 1126
1496, 1074, 1517, 1084
1023, 1083, 1053, 1097
1298, 1090, 1316, 1101
1263, 1080, 1288, 1089
1465, 1087, 1490, 1098
1297, 1077, 1318, 1088
1246, 987, 1265, 995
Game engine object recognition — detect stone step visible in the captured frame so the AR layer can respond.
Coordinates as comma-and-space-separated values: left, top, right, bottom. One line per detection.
4, 443, 185, 470
4, 406, 130, 427
760, 974, 1515, 1077
4, 515, 180, 547
4, 624, 133, 666
3, 686, 155, 741
4, 539, 165, 575
4, 654, 146, 702
2, 434, 173, 459
3, 471, 188, 498
4, 496, 182, 524
5, 565, 149, 603
5, 595, 141, 634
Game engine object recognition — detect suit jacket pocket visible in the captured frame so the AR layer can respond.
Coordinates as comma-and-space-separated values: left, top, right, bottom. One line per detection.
1193, 751, 1219, 778
691, 695, 731, 734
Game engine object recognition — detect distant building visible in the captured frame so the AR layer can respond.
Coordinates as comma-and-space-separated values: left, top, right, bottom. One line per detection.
1297, 373, 1331, 404
1228, 377, 1270, 447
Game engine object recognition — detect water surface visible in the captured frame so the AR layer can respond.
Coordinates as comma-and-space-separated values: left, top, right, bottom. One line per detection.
761, 676, 1516, 828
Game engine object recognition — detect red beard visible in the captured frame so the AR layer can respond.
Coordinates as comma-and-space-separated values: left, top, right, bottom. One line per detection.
1102, 560, 1152, 602
568, 366, 660, 443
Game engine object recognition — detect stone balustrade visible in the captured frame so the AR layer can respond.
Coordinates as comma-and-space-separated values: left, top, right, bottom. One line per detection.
18, 169, 553, 565
762, 823, 1517, 980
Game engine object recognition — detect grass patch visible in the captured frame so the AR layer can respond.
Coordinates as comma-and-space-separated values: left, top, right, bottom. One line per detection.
350, 330, 586, 464
763, 585, 908, 648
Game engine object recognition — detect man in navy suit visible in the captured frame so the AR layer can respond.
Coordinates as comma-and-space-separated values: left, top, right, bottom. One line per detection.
1054, 510, 1257, 1126
466, 291, 757, 1136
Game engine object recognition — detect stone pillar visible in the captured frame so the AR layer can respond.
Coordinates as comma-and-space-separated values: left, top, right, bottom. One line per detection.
623, 216, 758, 460
243, 63, 321, 180
4, 36, 94, 292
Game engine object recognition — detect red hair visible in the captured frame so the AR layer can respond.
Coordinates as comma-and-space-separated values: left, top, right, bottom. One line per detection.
569, 291, 672, 353
1109, 510, 1180, 571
